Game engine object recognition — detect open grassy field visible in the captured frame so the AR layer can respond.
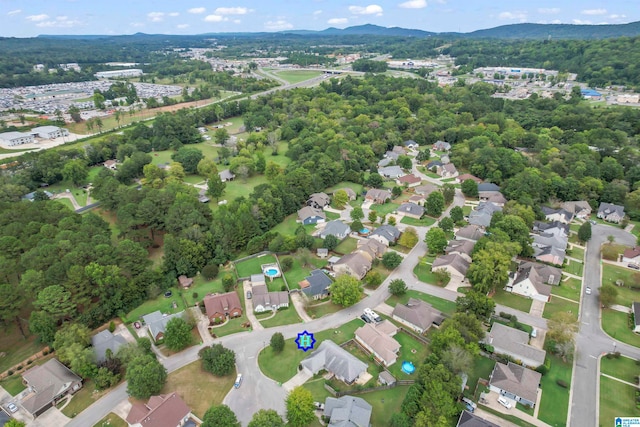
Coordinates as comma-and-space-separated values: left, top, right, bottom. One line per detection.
386, 290, 456, 316
123, 286, 186, 323
235, 253, 277, 278
543, 296, 579, 322
273, 70, 323, 84
491, 288, 533, 313
259, 305, 302, 328
601, 355, 639, 384
552, 277, 581, 302
602, 264, 640, 306
600, 376, 640, 427
602, 309, 640, 347
538, 355, 572, 427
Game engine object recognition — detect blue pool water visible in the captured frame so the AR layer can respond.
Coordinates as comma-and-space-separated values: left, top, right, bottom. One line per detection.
265, 268, 279, 277
401, 361, 415, 374
360, 228, 370, 233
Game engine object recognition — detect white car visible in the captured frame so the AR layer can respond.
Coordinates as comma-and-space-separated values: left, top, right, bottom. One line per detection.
585, 287, 592, 295
7, 403, 18, 413
498, 396, 512, 409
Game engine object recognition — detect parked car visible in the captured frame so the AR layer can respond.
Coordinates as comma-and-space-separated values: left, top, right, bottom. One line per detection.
585, 287, 592, 295
498, 396, 512, 409
628, 264, 640, 270
530, 328, 537, 338
246, 291, 252, 299
7, 403, 18, 413
462, 397, 476, 412
314, 402, 325, 411
234, 374, 243, 389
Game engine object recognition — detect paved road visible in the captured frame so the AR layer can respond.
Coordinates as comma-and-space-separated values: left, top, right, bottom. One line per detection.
569, 224, 640, 427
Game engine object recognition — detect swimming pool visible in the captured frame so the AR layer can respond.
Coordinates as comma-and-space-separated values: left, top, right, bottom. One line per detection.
401, 361, 415, 374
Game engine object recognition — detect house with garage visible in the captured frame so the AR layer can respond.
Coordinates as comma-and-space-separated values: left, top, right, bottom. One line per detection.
457, 410, 500, 427
218, 169, 235, 182
318, 220, 351, 240
203, 292, 242, 323
426, 160, 443, 171
92, 330, 127, 363
369, 225, 401, 246
414, 184, 439, 197
339, 188, 357, 201
437, 163, 458, 178
623, 247, 640, 265
541, 207, 574, 224
397, 173, 421, 187
479, 192, 507, 206
333, 251, 373, 280
403, 140, 419, 150
561, 201, 592, 219
392, 298, 444, 334
469, 202, 502, 228
251, 274, 266, 287
444, 239, 476, 263
301, 340, 368, 384
597, 202, 626, 223
398, 202, 425, 219
489, 362, 541, 408
307, 192, 331, 210
507, 264, 552, 302
633, 302, 640, 333
477, 182, 501, 193
126, 392, 192, 427
432, 254, 470, 281
300, 269, 332, 300
532, 232, 568, 266
21, 359, 83, 417
357, 239, 386, 259
433, 140, 451, 151
298, 206, 326, 225
455, 224, 485, 242
379, 165, 405, 179
484, 323, 546, 368
355, 321, 400, 367
323, 395, 372, 427
251, 285, 289, 313
455, 174, 483, 184
365, 188, 391, 204
533, 221, 569, 238
516, 262, 562, 286
142, 311, 185, 342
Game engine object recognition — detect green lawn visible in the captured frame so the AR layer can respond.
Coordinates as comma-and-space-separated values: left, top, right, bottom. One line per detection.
0, 374, 26, 396
568, 245, 585, 261
271, 213, 317, 236
211, 316, 251, 337
400, 216, 437, 227
563, 260, 584, 277
258, 319, 363, 383
371, 202, 400, 217
282, 257, 328, 290
325, 181, 364, 196
465, 356, 496, 399
235, 254, 278, 278
491, 288, 533, 313
386, 290, 456, 316
62, 380, 102, 418
602, 309, 640, 347
359, 386, 410, 427
387, 331, 430, 378
0, 324, 46, 374
552, 277, 581, 302
259, 306, 303, 328
413, 262, 451, 287
93, 413, 128, 427
601, 355, 640, 383
219, 174, 269, 201
183, 275, 226, 306
462, 205, 473, 216
150, 150, 174, 166
334, 237, 358, 255
602, 264, 640, 306
306, 300, 346, 319
543, 296, 579, 322
55, 197, 76, 211
183, 174, 205, 185
274, 70, 323, 84
302, 377, 332, 401
538, 355, 572, 427
600, 376, 640, 427
123, 286, 186, 323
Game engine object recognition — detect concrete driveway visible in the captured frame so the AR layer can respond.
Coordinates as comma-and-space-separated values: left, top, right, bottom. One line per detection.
242, 281, 264, 331
30, 406, 70, 427
529, 299, 545, 318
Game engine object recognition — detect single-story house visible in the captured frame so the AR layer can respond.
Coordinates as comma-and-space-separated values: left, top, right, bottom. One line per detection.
392, 298, 444, 334
598, 202, 626, 223
432, 254, 470, 280
104, 159, 118, 170
301, 340, 368, 384
414, 184, 439, 197
379, 166, 405, 179
484, 323, 546, 368
398, 203, 424, 219
298, 206, 326, 225
444, 239, 475, 263
403, 140, 419, 150
126, 392, 191, 427
22, 190, 53, 201
21, 359, 82, 417
369, 225, 401, 246
365, 188, 391, 204
433, 140, 451, 151
633, 302, 640, 333
142, 311, 185, 342
300, 269, 332, 300
333, 251, 373, 280
92, 330, 127, 363
477, 182, 500, 193
203, 292, 242, 323
561, 201, 592, 219
409, 194, 426, 206
489, 362, 541, 408
251, 274, 266, 287
218, 169, 235, 182
457, 410, 500, 427
357, 239, 387, 259
533, 245, 566, 266
623, 247, 640, 265
178, 275, 193, 289
508, 265, 552, 302
397, 174, 421, 187
307, 192, 331, 210
469, 202, 503, 228
456, 174, 482, 184
253, 291, 289, 313
339, 188, 357, 201
455, 224, 485, 242
323, 395, 372, 427
318, 220, 351, 240
517, 262, 562, 286
479, 192, 507, 206
437, 163, 458, 178
355, 321, 400, 367
541, 207, 574, 224
533, 221, 569, 238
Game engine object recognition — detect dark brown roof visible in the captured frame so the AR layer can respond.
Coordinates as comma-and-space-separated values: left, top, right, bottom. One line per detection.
490, 362, 541, 403
126, 393, 190, 427
204, 292, 242, 317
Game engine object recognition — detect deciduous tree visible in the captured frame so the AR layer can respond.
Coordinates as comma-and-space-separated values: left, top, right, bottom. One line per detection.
125, 355, 167, 399
425, 227, 447, 254
450, 206, 464, 223
461, 179, 478, 198
425, 191, 445, 217
199, 344, 236, 376
164, 317, 192, 351
270, 332, 285, 353
285, 387, 315, 427
331, 275, 362, 307
350, 206, 364, 221
578, 221, 592, 243
248, 409, 285, 427
382, 251, 403, 269
333, 189, 348, 209
398, 227, 418, 248
202, 404, 239, 427
600, 285, 618, 308
389, 279, 408, 296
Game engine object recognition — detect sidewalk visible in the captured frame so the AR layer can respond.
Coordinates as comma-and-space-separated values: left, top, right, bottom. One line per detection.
282, 369, 312, 392
611, 304, 631, 313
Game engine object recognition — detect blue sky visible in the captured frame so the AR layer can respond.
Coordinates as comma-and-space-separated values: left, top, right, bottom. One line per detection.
1, 0, 638, 37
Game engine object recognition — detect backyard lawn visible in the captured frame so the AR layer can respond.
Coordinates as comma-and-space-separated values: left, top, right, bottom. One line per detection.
183, 274, 227, 306
414, 262, 450, 287
282, 257, 328, 290
400, 216, 437, 227
600, 355, 640, 384
551, 277, 581, 302
162, 361, 236, 418
563, 260, 584, 277
543, 297, 579, 322
259, 305, 302, 328
602, 264, 640, 306
123, 286, 186, 323
0, 324, 45, 374
334, 237, 358, 255
386, 290, 456, 316
602, 309, 640, 347
271, 213, 317, 236
600, 376, 640, 427
465, 356, 495, 399
370, 202, 400, 217
93, 413, 128, 427
538, 355, 572, 427
235, 253, 278, 278
387, 331, 429, 378
325, 181, 364, 196
491, 288, 533, 313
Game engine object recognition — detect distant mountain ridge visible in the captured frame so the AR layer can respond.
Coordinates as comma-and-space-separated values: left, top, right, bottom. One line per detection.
37, 20, 640, 40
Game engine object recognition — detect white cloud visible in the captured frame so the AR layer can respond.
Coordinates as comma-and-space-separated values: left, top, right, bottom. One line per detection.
188, 7, 206, 14
313, 10, 323, 15
7, 9, 22, 16
328, 17, 348, 24
498, 11, 527, 21
177, 23, 190, 29
204, 14, 227, 22
36, 15, 83, 28
215, 7, 252, 15
609, 14, 626, 19
147, 12, 164, 22
264, 20, 293, 30
130, 22, 145, 27
572, 19, 592, 24
551, 19, 562, 24
233, 19, 241, 24
26, 14, 49, 22
349, 5, 383, 16
399, 0, 427, 9
168, 12, 180, 17
538, 8, 560, 14
581, 9, 607, 16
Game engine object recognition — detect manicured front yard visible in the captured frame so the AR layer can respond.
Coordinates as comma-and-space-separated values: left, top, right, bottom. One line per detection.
62, 380, 105, 418
334, 237, 358, 255
370, 202, 400, 217
413, 262, 451, 287
259, 306, 302, 328
551, 277, 581, 302
491, 288, 533, 313
0, 374, 26, 396
601, 355, 640, 384
388, 331, 430, 378
600, 376, 640, 427
538, 355, 572, 427
543, 296, 579, 322
235, 253, 278, 278
162, 361, 236, 418
602, 263, 640, 306
563, 259, 584, 277
568, 245, 585, 261
386, 290, 456, 316
601, 309, 640, 347
400, 216, 437, 227
306, 300, 346, 319
93, 413, 128, 427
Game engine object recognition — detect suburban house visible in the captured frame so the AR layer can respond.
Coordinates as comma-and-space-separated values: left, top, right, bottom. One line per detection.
392, 298, 444, 334
392, 145, 406, 155
142, 311, 185, 342
484, 323, 546, 368
457, 410, 500, 427
477, 183, 501, 193
397, 173, 421, 187
456, 173, 483, 184
437, 163, 458, 178
307, 192, 331, 210
479, 192, 507, 206
623, 247, 640, 265
323, 395, 372, 427
532, 232, 568, 266
300, 269, 332, 300
444, 239, 476, 263
92, 330, 127, 363
409, 194, 426, 206
297, 206, 326, 225
507, 264, 552, 302
365, 188, 391, 204
384, 150, 400, 160
198, 189, 210, 204
104, 159, 118, 170
357, 239, 387, 259
301, 340, 368, 384
31, 126, 69, 139
432, 254, 470, 280
0, 131, 35, 146
318, 220, 351, 240
468, 202, 503, 228
339, 188, 357, 201
203, 292, 243, 323
561, 201, 592, 219
414, 184, 439, 197
21, 359, 82, 417
379, 165, 405, 179
489, 362, 541, 408
633, 302, 640, 333
403, 139, 419, 150
533, 245, 566, 266
355, 321, 400, 366
541, 207, 574, 224
22, 190, 53, 201
516, 262, 562, 286
251, 274, 266, 287
398, 202, 425, 219
251, 285, 289, 313
533, 221, 569, 238
126, 392, 191, 427
377, 157, 393, 168
178, 275, 193, 289
426, 160, 443, 170
369, 225, 401, 246
455, 224, 485, 242
440, 155, 450, 164
433, 140, 451, 151
333, 251, 373, 280
218, 169, 235, 182
597, 202, 626, 223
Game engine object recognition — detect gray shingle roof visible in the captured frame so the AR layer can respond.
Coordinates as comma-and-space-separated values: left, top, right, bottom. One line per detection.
398, 203, 424, 217
319, 220, 351, 239
392, 298, 444, 331
477, 183, 500, 192
485, 323, 546, 367
92, 330, 127, 362
598, 202, 625, 218
378, 165, 404, 178
541, 207, 574, 223
324, 395, 372, 427
142, 311, 185, 340
301, 341, 367, 384
490, 362, 541, 404
432, 253, 470, 276
518, 262, 562, 285
298, 206, 326, 222
455, 225, 485, 241
302, 269, 332, 298
370, 225, 401, 243
457, 410, 500, 427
